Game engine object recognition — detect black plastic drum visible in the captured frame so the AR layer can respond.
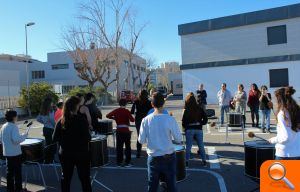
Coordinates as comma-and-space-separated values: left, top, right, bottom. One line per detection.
244, 140, 275, 179
90, 135, 108, 168
97, 120, 113, 135
228, 113, 242, 127
160, 145, 186, 182
21, 138, 44, 162
1, 138, 44, 162
175, 145, 186, 181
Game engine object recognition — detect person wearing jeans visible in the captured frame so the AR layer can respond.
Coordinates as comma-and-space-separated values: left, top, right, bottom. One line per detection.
182, 93, 208, 167
260, 109, 271, 131
185, 129, 206, 163
139, 92, 182, 192
37, 97, 56, 163
147, 153, 177, 192
259, 85, 272, 133
217, 83, 232, 125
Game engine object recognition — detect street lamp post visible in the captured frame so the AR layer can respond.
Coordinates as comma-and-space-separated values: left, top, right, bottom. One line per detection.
25, 22, 35, 116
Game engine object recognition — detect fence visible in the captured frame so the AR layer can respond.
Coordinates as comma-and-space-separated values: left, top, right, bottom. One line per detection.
0, 80, 20, 110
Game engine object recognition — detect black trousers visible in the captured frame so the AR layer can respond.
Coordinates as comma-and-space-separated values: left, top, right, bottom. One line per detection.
116, 131, 132, 165
6, 155, 23, 192
250, 106, 259, 125
59, 153, 92, 192
135, 120, 142, 155
43, 127, 57, 163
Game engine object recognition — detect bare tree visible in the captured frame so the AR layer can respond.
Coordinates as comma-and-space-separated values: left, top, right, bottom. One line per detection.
61, 26, 101, 89
78, 0, 130, 99
142, 56, 156, 89
124, 11, 147, 91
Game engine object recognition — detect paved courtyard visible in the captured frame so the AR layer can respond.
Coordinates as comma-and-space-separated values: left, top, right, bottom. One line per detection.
0, 99, 277, 192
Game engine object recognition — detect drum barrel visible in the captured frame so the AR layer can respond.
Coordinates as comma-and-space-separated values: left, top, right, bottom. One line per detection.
244, 142, 275, 179
176, 149, 186, 181
160, 148, 186, 182
90, 137, 108, 168
97, 121, 113, 135
22, 141, 44, 162
228, 113, 242, 127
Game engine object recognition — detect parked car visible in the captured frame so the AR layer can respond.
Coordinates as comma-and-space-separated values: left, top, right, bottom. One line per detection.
120, 90, 135, 103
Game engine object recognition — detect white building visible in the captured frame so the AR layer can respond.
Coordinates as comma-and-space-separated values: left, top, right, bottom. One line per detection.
178, 3, 300, 104
30, 50, 146, 95
0, 48, 146, 110
0, 54, 43, 109
168, 72, 182, 95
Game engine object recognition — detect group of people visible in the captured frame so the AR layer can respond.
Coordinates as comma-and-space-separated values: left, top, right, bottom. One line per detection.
1, 83, 300, 192
199, 84, 300, 161
197, 83, 274, 133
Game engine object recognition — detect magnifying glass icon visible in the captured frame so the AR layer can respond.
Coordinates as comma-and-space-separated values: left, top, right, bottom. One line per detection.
268, 162, 295, 190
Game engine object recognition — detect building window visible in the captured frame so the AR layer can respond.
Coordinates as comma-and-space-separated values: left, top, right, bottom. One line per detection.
52, 64, 69, 70
62, 85, 75, 94
267, 25, 287, 45
32, 71, 45, 79
269, 68, 289, 88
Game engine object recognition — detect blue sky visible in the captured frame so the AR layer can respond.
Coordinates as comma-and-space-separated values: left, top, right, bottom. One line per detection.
1, 0, 300, 65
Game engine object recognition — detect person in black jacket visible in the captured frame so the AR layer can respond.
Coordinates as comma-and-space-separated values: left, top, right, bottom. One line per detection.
131, 90, 153, 158
196, 84, 207, 110
53, 96, 92, 192
182, 93, 208, 167
85, 93, 102, 133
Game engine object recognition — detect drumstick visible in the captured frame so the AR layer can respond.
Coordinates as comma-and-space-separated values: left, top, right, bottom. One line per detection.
248, 132, 269, 142
25, 121, 33, 134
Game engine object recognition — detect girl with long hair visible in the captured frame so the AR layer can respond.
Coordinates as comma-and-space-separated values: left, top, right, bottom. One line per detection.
182, 92, 208, 166
269, 87, 300, 160
53, 96, 92, 192
259, 85, 272, 133
247, 83, 260, 127
37, 97, 56, 163
131, 89, 153, 158
76, 93, 93, 130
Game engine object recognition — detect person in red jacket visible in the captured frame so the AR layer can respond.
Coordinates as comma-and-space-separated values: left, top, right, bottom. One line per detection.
106, 99, 135, 167
247, 83, 261, 127
54, 101, 64, 123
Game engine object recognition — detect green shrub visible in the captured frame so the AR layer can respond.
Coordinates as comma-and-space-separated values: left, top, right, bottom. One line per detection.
19, 82, 59, 114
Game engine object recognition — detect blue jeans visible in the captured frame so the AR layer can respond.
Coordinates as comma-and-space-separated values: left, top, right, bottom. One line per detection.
147, 153, 177, 192
275, 156, 300, 160
185, 129, 206, 162
220, 105, 229, 124
260, 109, 271, 129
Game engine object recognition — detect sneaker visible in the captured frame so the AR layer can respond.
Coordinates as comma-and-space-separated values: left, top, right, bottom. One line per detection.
124, 163, 133, 168
267, 128, 271, 133
262, 128, 266, 133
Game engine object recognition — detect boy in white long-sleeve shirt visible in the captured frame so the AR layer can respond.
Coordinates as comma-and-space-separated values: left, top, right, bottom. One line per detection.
0, 110, 27, 192
139, 92, 182, 192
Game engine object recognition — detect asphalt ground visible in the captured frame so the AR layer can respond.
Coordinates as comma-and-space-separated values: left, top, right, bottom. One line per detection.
0, 99, 278, 192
